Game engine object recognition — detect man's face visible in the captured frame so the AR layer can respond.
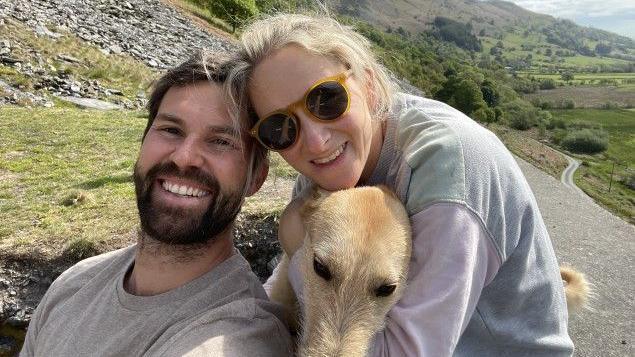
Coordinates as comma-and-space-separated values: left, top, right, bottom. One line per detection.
134, 82, 253, 245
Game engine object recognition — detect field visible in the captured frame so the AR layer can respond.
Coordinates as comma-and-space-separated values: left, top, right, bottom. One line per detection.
523, 85, 635, 108
0, 107, 295, 258
550, 108, 635, 223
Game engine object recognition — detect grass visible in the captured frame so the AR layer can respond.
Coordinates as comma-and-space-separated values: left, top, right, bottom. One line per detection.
0, 107, 145, 255
488, 123, 568, 179
166, 0, 234, 34
550, 109, 635, 223
0, 18, 156, 99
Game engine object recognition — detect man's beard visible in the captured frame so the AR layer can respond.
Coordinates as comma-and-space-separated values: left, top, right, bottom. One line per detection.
133, 161, 243, 245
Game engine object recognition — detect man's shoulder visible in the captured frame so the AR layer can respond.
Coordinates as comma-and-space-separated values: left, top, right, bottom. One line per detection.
150, 253, 293, 356
155, 298, 293, 356
51, 245, 135, 294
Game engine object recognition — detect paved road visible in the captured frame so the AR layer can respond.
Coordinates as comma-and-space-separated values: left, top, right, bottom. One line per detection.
561, 154, 586, 196
516, 157, 634, 357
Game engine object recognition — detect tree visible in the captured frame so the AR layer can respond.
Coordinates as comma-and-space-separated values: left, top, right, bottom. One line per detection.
448, 79, 486, 115
561, 71, 574, 82
209, 0, 258, 32
595, 43, 612, 56
480, 80, 500, 107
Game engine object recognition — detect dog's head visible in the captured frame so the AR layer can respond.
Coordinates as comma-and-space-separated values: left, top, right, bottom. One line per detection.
298, 185, 411, 357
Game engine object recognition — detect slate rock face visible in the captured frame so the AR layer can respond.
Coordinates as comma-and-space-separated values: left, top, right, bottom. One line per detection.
0, 0, 235, 108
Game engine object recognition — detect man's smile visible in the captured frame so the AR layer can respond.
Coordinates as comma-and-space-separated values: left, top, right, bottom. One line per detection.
159, 179, 210, 198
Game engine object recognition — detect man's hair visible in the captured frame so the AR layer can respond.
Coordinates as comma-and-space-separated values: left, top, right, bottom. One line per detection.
144, 51, 268, 196
226, 13, 396, 129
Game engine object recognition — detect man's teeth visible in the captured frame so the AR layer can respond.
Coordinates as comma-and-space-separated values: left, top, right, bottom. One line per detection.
161, 181, 208, 197
313, 144, 345, 164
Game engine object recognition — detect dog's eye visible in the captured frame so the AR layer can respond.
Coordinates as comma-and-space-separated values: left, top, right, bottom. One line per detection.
313, 258, 332, 281
375, 284, 397, 297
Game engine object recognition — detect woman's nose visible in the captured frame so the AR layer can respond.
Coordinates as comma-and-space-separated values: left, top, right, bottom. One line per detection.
297, 113, 331, 153
170, 137, 204, 170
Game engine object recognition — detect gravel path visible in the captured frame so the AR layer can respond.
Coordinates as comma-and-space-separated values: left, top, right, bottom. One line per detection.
516, 157, 634, 357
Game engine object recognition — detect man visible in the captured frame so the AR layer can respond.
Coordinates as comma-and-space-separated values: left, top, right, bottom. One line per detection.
20, 52, 292, 356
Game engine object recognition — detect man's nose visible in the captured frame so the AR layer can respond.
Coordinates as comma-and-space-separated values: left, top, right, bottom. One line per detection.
297, 113, 331, 153
170, 137, 205, 169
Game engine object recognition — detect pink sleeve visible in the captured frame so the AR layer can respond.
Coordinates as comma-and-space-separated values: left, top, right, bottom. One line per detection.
370, 202, 501, 357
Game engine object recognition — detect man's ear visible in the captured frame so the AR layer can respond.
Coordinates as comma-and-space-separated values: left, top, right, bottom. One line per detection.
246, 158, 269, 197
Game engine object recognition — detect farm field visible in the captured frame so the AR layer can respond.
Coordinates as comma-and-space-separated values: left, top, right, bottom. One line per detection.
524, 85, 635, 108
549, 108, 635, 223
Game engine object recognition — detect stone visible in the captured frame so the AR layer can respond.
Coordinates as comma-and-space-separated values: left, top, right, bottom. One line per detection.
57, 96, 122, 110
0, 336, 18, 354
57, 54, 80, 63
108, 44, 123, 55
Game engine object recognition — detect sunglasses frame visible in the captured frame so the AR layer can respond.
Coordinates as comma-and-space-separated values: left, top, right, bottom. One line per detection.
250, 69, 353, 151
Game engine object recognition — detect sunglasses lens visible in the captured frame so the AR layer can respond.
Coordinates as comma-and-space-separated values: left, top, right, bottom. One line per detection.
258, 113, 298, 150
306, 81, 348, 120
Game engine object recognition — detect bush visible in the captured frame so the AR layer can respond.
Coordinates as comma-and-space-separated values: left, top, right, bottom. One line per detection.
539, 78, 556, 90
502, 100, 539, 130
600, 101, 619, 109
473, 107, 496, 123
562, 99, 575, 109
546, 117, 566, 130
208, 0, 258, 32
560, 129, 608, 154
552, 128, 567, 144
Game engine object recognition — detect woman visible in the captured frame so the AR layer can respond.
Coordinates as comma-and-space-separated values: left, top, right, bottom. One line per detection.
228, 13, 573, 356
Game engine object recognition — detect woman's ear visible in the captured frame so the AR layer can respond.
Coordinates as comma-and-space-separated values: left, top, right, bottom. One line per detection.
364, 67, 378, 114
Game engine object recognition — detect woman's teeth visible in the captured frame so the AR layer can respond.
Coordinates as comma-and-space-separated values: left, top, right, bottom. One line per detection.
161, 181, 208, 197
313, 143, 345, 164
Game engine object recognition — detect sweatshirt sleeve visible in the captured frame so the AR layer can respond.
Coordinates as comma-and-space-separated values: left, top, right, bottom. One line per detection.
369, 202, 501, 357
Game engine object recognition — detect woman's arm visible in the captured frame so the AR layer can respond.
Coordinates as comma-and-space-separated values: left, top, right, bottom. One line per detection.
370, 202, 501, 357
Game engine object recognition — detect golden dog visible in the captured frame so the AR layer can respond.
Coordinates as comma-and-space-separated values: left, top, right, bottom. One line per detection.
268, 185, 589, 357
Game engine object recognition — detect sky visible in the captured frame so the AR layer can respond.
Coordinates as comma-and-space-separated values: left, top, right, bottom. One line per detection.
503, 0, 635, 39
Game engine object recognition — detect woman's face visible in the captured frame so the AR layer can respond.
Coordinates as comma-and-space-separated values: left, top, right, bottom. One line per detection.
248, 45, 383, 191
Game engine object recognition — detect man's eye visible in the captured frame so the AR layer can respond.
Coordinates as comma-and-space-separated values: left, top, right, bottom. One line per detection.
161, 127, 181, 135
210, 138, 237, 150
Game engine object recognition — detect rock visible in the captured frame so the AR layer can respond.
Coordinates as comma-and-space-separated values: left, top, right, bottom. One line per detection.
108, 44, 123, 55
57, 54, 81, 63
0, 336, 18, 354
57, 96, 123, 110
0, 56, 21, 64
147, 59, 158, 67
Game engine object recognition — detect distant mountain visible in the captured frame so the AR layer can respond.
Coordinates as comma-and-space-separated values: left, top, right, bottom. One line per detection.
333, 0, 635, 65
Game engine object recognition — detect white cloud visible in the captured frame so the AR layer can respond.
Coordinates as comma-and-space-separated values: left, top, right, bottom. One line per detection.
501, 0, 635, 38
505, 0, 635, 18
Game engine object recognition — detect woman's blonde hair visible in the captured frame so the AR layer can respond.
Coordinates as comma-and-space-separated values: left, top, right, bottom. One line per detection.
226, 13, 396, 129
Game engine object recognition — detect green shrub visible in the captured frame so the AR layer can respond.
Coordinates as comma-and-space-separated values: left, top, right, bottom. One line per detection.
473, 107, 496, 123
502, 100, 538, 130
208, 0, 258, 32
539, 78, 556, 90
562, 99, 575, 109
546, 117, 566, 130
552, 128, 567, 144
561, 128, 608, 154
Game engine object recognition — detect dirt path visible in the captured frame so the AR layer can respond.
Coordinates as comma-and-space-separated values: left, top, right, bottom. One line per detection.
516, 157, 634, 357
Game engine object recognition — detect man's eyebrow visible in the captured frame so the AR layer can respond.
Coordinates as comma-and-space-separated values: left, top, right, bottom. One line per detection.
155, 113, 240, 137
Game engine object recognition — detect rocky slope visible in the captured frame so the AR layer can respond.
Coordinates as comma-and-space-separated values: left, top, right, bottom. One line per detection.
0, 0, 233, 107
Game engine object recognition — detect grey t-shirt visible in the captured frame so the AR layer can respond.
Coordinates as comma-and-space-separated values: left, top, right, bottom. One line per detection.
20, 245, 292, 356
